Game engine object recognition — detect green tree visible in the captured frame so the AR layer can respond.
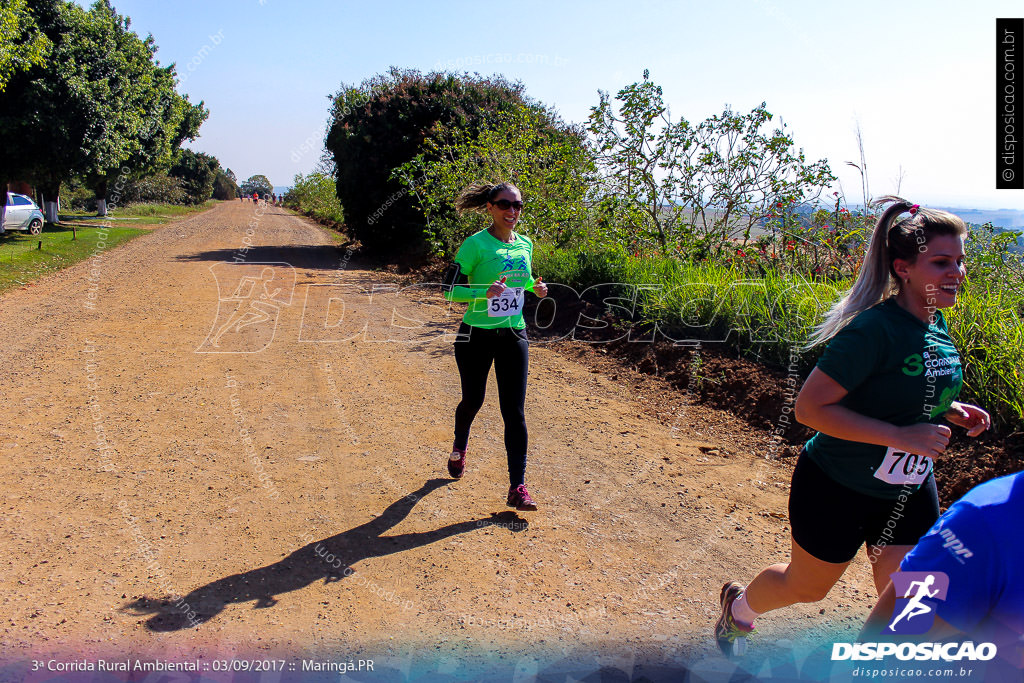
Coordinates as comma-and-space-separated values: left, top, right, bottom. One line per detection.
0, 0, 52, 91
284, 171, 344, 224
395, 103, 595, 257
0, 0, 57, 227
169, 149, 218, 204
325, 67, 555, 255
589, 70, 691, 251
240, 175, 274, 198
588, 71, 835, 258
0, 0, 207, 220
676, 103, 835, 254
79, 0, 206, 215
212, 168, 239, 200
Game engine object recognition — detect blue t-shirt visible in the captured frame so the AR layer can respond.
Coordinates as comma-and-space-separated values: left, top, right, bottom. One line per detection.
900, 472, 1024, 667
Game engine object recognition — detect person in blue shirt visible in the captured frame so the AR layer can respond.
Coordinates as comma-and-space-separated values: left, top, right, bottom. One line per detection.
863, 471, 1024, 672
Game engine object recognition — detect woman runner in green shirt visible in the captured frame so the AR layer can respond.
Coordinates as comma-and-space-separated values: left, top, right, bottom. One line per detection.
715, 197, 991, 656
442, 182, 548, 510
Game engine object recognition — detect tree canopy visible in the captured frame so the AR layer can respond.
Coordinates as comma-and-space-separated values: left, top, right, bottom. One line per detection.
169, 149, 219, 204
0, 0, 52, 92
325, 67, 564, 254
0, 0, 207, 217
240, 175, 274, 197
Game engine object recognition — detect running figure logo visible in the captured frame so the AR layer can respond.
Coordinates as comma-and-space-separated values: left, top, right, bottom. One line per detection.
885, 571, 950, 635
197, 262, 296, 353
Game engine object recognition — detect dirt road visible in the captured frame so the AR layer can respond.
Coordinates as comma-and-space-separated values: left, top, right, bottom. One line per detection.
0, 201, 879, 679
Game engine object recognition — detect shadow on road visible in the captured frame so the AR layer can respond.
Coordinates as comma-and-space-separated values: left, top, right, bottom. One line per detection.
123, 477, 526, 631
175, 245, 353, 270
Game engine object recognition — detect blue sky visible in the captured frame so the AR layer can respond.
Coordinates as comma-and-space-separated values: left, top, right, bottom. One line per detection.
95, 0, 1024, 209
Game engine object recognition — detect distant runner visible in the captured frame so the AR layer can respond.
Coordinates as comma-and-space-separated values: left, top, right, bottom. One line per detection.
442, 181, 548, 511
714, 197, 991, 656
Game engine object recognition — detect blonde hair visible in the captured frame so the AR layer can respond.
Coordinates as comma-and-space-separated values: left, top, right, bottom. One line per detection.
806, 196, 967, 347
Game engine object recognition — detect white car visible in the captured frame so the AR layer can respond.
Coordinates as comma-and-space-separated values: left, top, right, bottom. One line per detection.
3, 193, 45, 235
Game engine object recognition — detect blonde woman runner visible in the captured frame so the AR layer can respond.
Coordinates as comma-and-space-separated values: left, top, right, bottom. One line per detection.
715, 198, 991, 656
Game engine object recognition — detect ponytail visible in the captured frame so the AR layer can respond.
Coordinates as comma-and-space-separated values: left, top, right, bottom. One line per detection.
806, 196, 966, 347
455, 182, 518, 213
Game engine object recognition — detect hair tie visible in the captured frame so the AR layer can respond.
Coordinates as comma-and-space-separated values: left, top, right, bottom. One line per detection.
909, 204, 919, 215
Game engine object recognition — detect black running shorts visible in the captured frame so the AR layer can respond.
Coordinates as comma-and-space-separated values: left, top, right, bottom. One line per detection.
788, 454, 940, 564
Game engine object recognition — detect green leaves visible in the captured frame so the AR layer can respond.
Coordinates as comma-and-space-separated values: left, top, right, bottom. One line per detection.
0, 0, 208, 206
326, 68, 567, 255
240, 175, 274, 198
0, 0, 52, 92
587, 74, 836, 258
169, 149, 219, 204
284, 172, 343, 224
394, 103, 594, 258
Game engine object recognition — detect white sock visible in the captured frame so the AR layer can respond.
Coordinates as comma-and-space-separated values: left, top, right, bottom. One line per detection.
449, 450, 464, 460
731, 592, 759, 628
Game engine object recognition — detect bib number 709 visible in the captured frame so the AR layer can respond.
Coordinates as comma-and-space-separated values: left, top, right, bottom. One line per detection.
873, 446, 933, 486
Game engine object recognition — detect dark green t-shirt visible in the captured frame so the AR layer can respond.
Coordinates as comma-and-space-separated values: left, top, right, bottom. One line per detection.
444, 229, 537, 330
804, 298, 963, 499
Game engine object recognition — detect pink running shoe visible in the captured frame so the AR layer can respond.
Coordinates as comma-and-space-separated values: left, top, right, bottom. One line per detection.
447, 449, 466, 479
506, 484, 537, 511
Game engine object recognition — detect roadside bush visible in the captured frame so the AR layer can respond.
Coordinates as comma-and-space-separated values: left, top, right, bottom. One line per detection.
169, 149, 218, 204
535, 226, 1024, 430
284, 171, 344, 225
121, 173, 186, 204
326, 67, 564, 255
212, 169, 239, 200
534, 243, 630, 292
395, 103, 595, 258
60, 180, 96, 212
946, 222, 1024, 430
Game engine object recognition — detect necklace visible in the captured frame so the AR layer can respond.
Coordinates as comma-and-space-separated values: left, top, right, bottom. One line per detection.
489, 227, 515, 244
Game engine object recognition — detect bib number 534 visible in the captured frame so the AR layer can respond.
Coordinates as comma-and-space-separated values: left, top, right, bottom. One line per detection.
873, 446, 933, 486
488, 287, 523, 317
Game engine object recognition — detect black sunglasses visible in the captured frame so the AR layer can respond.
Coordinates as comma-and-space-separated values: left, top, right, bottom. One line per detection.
490, 199, 524, 211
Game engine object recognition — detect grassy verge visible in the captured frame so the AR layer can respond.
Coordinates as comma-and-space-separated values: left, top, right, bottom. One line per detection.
535, 244, 1024, 431
60, 200, 217, 226
0, 223, 146, 295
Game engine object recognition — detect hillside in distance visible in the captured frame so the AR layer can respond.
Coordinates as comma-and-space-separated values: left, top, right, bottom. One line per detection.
934, 206, 1024, 230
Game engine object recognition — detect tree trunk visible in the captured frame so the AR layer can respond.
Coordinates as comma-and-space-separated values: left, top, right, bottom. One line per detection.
38, 176, 61, 224
95, 178, 109, 216
1, 179, 7, 232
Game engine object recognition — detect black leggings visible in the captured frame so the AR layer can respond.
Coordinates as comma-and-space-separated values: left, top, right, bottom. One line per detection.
452, 322, 529, 486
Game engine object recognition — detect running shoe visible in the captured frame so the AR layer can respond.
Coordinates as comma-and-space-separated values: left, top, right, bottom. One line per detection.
715, 581, 754, 657
506, 484, 537, 511
447, 449, 466, 479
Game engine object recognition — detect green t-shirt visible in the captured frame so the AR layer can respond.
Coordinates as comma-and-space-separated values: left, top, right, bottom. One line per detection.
804, 298, 964, 499
444, 228, 537, 330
